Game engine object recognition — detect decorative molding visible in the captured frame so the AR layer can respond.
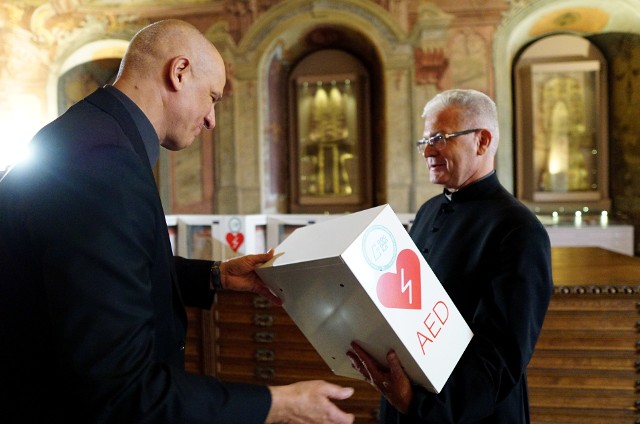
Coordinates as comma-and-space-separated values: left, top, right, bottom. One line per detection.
411, 1, 454, 37
554, 285, 640, 295
505, 0, 537, 14
236, 0, 409, 70
413, 47, 448, 89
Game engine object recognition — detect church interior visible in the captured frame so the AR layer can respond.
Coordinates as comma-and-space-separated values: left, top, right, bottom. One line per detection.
2, 0, 640, 422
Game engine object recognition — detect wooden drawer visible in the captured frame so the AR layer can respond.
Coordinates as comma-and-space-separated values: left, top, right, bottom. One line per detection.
527, 287, 640, 423
216, 343, 325, 364
213, 291, 381, 423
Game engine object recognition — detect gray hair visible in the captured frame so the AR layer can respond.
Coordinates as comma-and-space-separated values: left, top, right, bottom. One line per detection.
422, 89, 499, 152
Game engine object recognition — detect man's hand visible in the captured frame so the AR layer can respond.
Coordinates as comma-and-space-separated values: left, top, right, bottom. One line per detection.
218, 250, 281, 305
266, 380, 355, 424
347, 342, 413, 414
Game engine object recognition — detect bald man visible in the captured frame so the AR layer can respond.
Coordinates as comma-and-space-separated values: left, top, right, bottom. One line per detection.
0, 20, 354, 424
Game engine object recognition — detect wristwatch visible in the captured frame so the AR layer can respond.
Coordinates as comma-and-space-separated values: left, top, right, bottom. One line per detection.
210, 261, 223, 290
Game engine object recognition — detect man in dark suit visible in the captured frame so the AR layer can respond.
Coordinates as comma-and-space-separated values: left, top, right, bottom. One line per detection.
0, 19, 354, 424
348, 89, 553, 423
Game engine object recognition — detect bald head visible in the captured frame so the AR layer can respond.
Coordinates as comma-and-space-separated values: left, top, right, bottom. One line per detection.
116, 19, 222, 84
113, 19, 226, 151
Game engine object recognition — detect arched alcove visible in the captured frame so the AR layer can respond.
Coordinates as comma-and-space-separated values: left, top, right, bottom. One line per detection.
513, 34, 609, 213
494, 0, 640, 193
211, 0, 415, 214
287, 48, 375, 213
49, 39, 129, 120
494, 0, 640, 253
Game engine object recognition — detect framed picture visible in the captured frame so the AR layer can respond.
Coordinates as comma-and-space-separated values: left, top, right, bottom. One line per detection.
287, 48, 374, 214
515, 58, 610, 211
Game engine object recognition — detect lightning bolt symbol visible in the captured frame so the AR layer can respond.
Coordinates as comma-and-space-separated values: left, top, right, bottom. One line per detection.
400, 267, 413, 304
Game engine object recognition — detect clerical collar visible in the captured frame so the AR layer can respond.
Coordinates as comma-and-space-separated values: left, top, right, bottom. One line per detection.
104, 85, 160, 167
443, 170, 496, 201
444, 189, 454, 201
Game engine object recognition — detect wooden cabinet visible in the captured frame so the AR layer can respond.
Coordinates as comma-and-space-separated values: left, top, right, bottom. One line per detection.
528, 247, 640, 423
184, 307, 216, 377
213, 290, 380, 423
528, 295, 639, 423
185, 247, 640, 423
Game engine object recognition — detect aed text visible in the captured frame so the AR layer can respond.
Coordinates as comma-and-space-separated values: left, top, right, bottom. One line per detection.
416, 301, 449, 356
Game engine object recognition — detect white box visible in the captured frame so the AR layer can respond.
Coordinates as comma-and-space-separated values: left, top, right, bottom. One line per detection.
256, 204, 473, 393
265, 214, 337, 247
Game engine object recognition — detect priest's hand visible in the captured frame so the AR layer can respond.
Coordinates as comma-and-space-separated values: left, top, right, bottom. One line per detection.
347, 341, 413, 414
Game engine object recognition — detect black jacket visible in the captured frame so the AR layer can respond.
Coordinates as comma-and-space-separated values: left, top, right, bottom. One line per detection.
0, 88, 271, 423
380, 173, 553, 423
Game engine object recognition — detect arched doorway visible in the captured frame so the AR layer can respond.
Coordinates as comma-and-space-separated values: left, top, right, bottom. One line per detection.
513, 34, 610, 214
258, 23, 386, 214
216, 0, 413, 214
494, 1, 640, 254
288, 48, 375, 213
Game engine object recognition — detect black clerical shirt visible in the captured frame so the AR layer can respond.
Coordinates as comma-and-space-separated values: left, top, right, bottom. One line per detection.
380, 172, 553, 423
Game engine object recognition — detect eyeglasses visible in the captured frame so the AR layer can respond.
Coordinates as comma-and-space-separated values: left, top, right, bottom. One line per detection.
416, 128, 481, 154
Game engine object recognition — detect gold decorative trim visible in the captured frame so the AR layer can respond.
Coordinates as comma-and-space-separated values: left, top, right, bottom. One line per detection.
554, 285, 640, 295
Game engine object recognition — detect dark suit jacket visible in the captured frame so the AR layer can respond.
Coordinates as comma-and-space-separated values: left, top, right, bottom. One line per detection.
0, 88, 271, 423
379, 173, 553, 423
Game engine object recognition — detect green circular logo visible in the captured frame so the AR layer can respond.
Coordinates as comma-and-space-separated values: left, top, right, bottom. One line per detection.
362, 225, 397, 271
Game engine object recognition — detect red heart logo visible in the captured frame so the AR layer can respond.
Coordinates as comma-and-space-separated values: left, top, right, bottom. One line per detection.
376, 249, 421, 309
226, 232, 245, 252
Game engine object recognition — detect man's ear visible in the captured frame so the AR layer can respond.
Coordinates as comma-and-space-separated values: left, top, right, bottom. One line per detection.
477, 129, 492, 155
167, 56, 190, 91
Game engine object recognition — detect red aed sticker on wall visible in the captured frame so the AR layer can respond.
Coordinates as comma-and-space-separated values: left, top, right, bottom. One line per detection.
226, 217, 245, 252
226, 232, 244, 252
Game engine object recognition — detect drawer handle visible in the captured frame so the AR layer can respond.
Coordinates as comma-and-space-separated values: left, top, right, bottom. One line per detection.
256, 366, 276, 380
255, 348, 275, 362
254, 332, 275, 343
253, 296, 272, 309
254, 314, 274, 327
